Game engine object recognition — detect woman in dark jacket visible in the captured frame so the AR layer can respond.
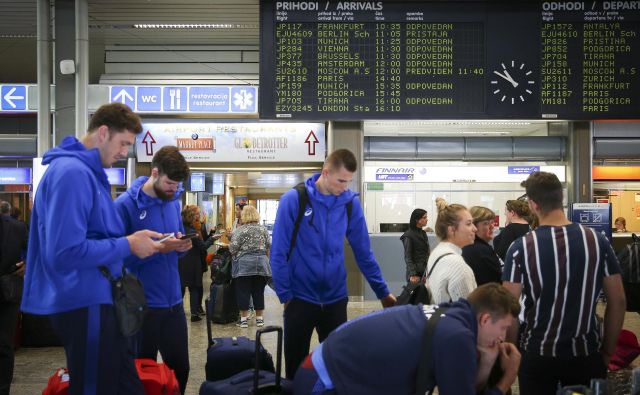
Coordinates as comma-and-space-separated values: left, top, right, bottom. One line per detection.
493, 199, 531, 260
400, 209, 431, 284
462, 206, 503, 286
178, 205, 213, 322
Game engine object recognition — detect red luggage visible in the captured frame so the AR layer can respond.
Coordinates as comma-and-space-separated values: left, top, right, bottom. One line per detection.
135, 358, 181, 395
41, 368, 69, 395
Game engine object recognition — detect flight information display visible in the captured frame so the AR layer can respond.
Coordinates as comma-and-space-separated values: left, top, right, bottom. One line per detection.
259, 1, 640, 120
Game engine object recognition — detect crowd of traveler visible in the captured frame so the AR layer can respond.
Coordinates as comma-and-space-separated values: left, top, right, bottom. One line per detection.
0, 103, 629, 394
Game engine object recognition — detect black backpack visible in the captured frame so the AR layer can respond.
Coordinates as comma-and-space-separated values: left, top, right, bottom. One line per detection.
286, 182, 353, 261
617, 233, 640, 311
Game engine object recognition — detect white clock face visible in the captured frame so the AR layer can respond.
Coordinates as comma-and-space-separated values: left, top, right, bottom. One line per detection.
490, 61, 535, 104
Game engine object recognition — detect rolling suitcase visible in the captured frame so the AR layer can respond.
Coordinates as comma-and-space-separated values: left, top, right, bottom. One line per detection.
209, 282, 239, 324
41, 368, 69, 395
205, 297, 275, 381
199, 326, 293, 395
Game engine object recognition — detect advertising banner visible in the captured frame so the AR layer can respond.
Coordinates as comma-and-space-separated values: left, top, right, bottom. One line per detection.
136, 122, 325, 162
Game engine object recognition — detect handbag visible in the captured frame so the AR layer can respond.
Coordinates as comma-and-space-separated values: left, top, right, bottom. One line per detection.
0, 273, 23, 303
99, 266, 148, 337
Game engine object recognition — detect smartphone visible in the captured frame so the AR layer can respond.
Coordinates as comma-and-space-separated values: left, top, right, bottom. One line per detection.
158, 233, 175, 243
180, 233, 199, 240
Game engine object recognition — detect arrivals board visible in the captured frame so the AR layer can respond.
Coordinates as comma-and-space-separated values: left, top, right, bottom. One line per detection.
259, 1, 640, 120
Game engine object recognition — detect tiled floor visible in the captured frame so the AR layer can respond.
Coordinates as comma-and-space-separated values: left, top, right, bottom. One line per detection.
10, 281, 640, 395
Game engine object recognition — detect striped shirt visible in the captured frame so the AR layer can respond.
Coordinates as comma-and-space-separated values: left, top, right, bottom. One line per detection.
502, 223, 620, 357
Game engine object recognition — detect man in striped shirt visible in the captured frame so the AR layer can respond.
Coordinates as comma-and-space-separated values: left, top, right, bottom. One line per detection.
502, 171, 626, 395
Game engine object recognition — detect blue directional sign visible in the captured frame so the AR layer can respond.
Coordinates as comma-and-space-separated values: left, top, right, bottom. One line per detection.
230, 86, 257, 113
0, 168, 31, 184
163, 87, 187, 112
1, 85, 27, 111
110, 86, 135, 109
189, 87, 230, 112
571, 203, 612, 243
137, 87, 162, 112
104, 168, 126, 185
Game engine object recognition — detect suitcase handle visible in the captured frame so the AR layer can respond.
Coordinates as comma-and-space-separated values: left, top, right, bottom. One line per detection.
253, 325, 283, 393
205, 297, 214, 347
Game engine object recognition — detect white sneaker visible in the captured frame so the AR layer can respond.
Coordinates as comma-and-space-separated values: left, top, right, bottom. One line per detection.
236, 319, 248, 328
256, 318, 264, 327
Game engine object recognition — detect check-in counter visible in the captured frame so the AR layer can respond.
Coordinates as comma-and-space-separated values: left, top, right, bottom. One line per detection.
351, 232, 439, 301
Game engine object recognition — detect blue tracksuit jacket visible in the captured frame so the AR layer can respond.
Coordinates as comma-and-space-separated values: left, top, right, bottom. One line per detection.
114, 176, 185, 308
270, 173, 389, 305
21, 136, 131, 314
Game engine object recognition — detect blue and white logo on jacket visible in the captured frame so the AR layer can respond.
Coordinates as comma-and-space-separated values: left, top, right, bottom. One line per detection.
139, 210, 147, 220
304, 208, 313, 217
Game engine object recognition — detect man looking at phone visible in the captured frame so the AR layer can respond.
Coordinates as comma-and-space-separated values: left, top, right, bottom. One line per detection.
21, 103, 163, 394
115, 145, 192, 394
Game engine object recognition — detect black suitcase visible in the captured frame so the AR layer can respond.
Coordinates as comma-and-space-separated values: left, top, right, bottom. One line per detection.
21, 313, 62, 347
209, 282, 239, 324
205, 297, 275, 381
200, 326, 293, 395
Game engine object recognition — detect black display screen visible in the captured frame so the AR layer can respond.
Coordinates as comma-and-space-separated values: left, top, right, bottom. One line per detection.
259, 1, 640, 120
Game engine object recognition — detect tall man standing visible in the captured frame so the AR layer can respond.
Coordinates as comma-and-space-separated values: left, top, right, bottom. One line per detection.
21, 103, 163, 395
0, 201, 28, 395
502, 171, 626, 394
270, 148, 396, 379
115, 145, 192, 394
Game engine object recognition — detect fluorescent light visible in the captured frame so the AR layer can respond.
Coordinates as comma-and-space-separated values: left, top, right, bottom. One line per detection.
133, 24, 256, 29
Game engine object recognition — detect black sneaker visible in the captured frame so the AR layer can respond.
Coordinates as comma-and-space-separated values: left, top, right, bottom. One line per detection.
191, 315, 202, 322
197, 306, 206, 316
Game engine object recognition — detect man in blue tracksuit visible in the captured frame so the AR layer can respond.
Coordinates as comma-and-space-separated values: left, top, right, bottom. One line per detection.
270, 148, 397, 379
21, 103, 163, 395
114, 145, 192, 394
293, 283, 522, 395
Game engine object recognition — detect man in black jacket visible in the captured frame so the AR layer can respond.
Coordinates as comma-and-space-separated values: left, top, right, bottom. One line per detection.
0, 201, 28, 395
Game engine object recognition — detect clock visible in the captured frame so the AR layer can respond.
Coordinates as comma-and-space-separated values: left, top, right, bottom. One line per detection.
490, 61, 535, 104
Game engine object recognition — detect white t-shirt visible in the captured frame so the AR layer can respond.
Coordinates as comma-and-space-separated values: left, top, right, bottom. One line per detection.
426, 241, 477, 304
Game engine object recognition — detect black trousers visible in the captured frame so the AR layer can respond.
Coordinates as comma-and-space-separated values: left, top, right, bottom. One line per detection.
181, 286, 203, 317
49, 304, 144, 395
283, 298, 348, 380
234, 275, 267, 311
0, 302, 19, 395
518, 351, 607, 395
133, 304, 189, 395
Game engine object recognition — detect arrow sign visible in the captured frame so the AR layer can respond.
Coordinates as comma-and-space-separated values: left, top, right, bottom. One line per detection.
142, 130, 156, 156
0, 85, 27, 110
305, 130, 319, 156
110, 86, 135, 109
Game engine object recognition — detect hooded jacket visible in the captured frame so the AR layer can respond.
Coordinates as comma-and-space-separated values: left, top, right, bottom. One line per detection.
318, 300, 503, 395
21, 136, 131, 314
114, 176, 185, 308
270, 173, 389, 305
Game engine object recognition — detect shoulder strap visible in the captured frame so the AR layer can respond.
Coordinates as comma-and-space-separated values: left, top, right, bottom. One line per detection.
425, 253, 454, 280
346, 200, 353, 228
287, 183, 309, 261
415, 306, 449, 395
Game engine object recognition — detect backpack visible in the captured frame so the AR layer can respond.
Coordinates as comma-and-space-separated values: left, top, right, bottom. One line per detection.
286, 182, 353, 261
617, 233, 640, 311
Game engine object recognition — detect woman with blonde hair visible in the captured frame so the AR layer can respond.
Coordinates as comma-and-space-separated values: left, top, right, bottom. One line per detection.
229, 205, 272, 328
493, 199, 531, 260
462, 206, 503, 286
178, 205, 213, 322
425, 198, 477, 304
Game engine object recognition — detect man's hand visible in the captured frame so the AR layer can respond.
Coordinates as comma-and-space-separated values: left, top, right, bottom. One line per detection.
476, 343, 500, 391
409, 275, 420, 284
14, 261, 25, 277
495, 342, 521, 394
380, 293, 396, 308
158, 232, 192, 253
127, 230, 163, 259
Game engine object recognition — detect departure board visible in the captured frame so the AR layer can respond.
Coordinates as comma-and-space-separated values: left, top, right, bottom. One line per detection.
259, 1, 640, 120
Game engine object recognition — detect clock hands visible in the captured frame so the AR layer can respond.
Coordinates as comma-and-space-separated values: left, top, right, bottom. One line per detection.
492, 69, 519, 88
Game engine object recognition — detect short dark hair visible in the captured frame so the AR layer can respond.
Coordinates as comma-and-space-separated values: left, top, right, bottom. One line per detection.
0, 201, 10, 215
409, 208, 427, 230
10, 207, 21, 220
467, 283, 520, 320
521, 171, 563, 215
325, 149, 357, 173
88, 103, 143, 135
151, 146, 190, 182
